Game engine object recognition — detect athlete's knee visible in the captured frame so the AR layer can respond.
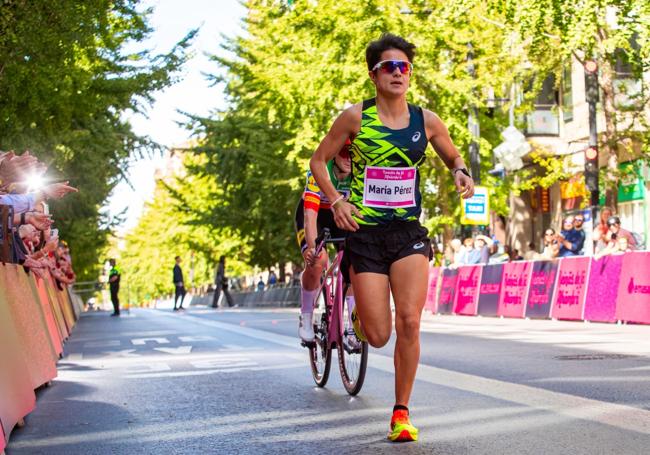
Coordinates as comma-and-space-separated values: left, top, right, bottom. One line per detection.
366, 327, 391, 348
395, 314, 421, 338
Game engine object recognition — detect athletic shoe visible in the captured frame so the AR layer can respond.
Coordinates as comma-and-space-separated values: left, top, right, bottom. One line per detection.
299, 312, 314, 342
345, 333, 361, 352
387, 409, 418, 442
350, 308, 367, 342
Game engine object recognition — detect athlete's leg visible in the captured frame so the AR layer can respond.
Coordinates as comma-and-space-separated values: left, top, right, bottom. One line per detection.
299, 252, 328, 341
389, 253, 428, 407
349, 266, 391, 348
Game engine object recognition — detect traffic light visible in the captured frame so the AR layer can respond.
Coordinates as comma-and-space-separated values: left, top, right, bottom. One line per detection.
584, 146, 599, 205
584, 60, 599, 102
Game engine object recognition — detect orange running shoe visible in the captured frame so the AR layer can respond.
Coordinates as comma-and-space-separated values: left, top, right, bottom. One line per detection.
387, 409, 418, 442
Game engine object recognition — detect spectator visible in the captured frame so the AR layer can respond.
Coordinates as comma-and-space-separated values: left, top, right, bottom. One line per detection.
212, 256, 234, 308
267, 268, 278, 287
540, 228, 560, 260
257, 276, 265, 292
474, 235, 492, 264
108, 259, 121, 317
593, 206, 613, 244
558, 216, 585, 257
596, 216, 637, 253
291, 264, 302, 286
459, 237, 477, 265
173, 256, 186, 311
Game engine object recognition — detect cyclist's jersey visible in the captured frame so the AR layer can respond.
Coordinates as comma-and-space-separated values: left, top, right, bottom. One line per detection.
303, 160, 351, 212
349, 98, 428, 226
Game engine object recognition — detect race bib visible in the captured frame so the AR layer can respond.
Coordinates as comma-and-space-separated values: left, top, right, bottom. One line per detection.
363, 166, 417, 209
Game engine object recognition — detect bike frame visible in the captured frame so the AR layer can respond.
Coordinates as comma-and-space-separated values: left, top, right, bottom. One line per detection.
319, 248, 346, 349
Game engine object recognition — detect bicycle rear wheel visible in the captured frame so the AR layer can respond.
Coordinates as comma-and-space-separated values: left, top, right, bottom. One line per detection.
337, 294, 368, 396
309, 287, 331, 387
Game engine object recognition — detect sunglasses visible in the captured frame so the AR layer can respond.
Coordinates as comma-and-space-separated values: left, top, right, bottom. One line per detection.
575, 218, 584, 222
372, 60, 413, 75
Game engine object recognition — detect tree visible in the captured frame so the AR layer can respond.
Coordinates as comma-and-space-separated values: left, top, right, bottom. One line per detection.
489, 0, 650, 209
184, 0, 524, 266
0, 0, 195, 279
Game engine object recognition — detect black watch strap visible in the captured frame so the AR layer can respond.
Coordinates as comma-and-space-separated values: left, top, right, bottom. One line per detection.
20, 212, 26, 225
453, 167, 471, 178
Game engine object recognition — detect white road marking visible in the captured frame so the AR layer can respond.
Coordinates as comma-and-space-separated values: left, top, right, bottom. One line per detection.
154, 346, 192, 355
178, 335, 216, 342
131, 337, 170, 345
101, 349, 140, 359
163, 310, 650, 435
64, 353, 83, 361
191, 357, 256, 369
125, 363, 303, 379
126, 363, 172, 373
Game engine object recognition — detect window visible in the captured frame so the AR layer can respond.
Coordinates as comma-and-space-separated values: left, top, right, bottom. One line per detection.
562, 64, 573, 122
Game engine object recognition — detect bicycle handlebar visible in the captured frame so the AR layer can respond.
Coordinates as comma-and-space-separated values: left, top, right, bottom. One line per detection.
314, 228, 346, 256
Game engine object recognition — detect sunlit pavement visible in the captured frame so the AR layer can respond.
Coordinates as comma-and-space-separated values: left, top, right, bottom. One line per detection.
7, 306, 650, 454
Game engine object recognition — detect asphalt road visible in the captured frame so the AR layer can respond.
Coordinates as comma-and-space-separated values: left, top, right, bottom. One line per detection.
7, 305, 650, 454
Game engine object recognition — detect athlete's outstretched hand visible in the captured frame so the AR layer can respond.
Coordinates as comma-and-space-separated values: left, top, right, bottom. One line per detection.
332, 201, 362, 232
455, 172, 475, 199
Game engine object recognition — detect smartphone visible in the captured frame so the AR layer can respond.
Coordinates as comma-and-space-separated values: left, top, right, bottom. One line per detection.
51, 228, 59, 238
42, 202, 49, 215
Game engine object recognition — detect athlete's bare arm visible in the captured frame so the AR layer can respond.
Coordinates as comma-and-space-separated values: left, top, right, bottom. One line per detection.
310, 103, 363, 231
423, 109, 475, 199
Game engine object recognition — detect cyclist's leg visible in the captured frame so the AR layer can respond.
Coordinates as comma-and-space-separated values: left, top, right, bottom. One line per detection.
389, 253, 428, 407
349, 267, 391, 347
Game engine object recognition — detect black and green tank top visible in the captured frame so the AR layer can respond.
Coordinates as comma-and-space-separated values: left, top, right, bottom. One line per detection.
349, 98, 428, 226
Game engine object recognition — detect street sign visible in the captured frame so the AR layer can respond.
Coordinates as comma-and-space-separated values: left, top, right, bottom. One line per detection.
461, 186, 489, 225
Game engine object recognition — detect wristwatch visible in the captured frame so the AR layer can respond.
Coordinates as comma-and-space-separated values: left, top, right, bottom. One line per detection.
452, 167, 471, 178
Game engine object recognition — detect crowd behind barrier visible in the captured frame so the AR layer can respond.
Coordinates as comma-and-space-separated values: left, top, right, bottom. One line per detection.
0, 263, 82, 452
425, 251, 650, 325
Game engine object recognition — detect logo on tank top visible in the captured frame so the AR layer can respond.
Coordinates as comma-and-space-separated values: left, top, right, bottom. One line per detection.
411, 131, 421, 142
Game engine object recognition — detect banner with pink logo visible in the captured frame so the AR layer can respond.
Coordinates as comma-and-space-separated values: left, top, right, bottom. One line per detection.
437, 268, 458, 314
550, 256, 590, 320
453, 265, 482, 315
525, 260, 559, 319
616, 251, 650, 324
477, 264, 503, 316
584, 255, 623, 323
424, 267, 440, 313
497, 261, 532, 318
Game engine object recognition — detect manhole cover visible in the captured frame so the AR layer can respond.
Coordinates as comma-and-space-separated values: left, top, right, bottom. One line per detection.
554, 354, 639, 361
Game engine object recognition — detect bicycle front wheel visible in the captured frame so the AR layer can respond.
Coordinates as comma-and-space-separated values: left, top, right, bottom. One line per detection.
337, 295, 368, 396
309, 287, 332, 387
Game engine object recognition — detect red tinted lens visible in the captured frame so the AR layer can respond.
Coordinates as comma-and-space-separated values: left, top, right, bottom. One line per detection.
379, 61, 410, 74
338, 145, 350, 159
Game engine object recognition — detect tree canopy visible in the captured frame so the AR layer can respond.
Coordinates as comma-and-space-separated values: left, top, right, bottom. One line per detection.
0, 0, 195, 280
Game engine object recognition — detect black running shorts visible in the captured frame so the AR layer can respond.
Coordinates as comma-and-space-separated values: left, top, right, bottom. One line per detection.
343, 220, 432, 280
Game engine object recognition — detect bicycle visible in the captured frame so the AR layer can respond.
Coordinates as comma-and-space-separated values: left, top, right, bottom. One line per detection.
301, 228, 368, 395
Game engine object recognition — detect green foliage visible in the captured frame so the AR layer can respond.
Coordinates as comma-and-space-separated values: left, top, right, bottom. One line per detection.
119, 154, 251, 301
0, 0, 195, 280
183, 0, 525, 262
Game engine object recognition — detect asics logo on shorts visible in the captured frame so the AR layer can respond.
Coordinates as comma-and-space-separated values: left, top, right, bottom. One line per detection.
412, 241, 425, 250
411, 131, 421, 142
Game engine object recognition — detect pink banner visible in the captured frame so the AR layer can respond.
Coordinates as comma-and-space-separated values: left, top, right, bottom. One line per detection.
616, 251, 650, 324
424, 267, 440, 313
551, 256, 591, 320
497, 262, 532, 318
584, 255, 623, 323
453, 265, 482, 315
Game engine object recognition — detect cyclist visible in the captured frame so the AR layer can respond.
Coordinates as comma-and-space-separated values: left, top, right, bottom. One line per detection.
309, 33, 474, 442
295, 140, 354, 342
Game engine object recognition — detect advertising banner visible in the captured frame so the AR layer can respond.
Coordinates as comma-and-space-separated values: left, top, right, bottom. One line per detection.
438, 268, 459, 314
461, 186, 489, 225
525, 260, 559, 319
616, 251, 650, 324
477, 264, 503, 316
453, 265, 482, 315
551, 256, 591, 320
584, 255, 623, 323
424, 267, 440, 313
498, 261, 533, 318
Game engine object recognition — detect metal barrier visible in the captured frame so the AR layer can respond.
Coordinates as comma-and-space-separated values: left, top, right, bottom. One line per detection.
190, 286, 300, 308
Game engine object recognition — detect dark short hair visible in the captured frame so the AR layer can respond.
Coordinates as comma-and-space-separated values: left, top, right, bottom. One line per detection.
366, 33, 416, 71
175, 256, 180, 261
607, 216, 621, 226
